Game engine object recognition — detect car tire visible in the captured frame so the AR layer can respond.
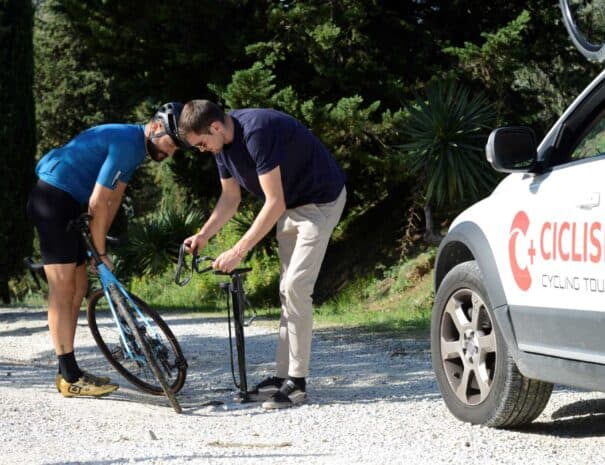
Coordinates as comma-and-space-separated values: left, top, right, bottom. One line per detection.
431, 260, 553, 427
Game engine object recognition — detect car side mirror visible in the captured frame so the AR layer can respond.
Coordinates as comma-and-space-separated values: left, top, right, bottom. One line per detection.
485, 126, 538, 173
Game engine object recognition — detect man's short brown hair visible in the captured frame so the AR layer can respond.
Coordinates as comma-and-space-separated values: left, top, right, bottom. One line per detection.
178, 100, 226, 136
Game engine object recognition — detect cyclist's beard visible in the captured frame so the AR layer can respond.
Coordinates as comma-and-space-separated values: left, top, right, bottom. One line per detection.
146, 137, 167, 162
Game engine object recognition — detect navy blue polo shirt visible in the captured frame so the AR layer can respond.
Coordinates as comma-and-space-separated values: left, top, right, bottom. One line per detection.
215, 109, 345, 209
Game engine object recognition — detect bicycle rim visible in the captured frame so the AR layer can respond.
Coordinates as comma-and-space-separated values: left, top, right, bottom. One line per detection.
87, 288, 187, 397
561, 0, 605, 62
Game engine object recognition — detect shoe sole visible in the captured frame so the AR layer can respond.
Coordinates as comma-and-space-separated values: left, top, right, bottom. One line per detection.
262, 392, 307, 409
60, 386, 119, 398
247, 388, 280, 402
55, 374, 112, 392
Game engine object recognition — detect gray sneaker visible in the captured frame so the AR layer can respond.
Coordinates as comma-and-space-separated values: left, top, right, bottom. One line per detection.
248, 376, 284, 402
262, 379, 306, 409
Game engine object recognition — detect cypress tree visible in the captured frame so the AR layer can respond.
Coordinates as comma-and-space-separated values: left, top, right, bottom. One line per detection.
0, 0, 36, 303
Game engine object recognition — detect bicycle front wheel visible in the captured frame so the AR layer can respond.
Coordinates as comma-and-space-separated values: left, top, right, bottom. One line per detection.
87, 288, 187, 398
561, 0, 605, 62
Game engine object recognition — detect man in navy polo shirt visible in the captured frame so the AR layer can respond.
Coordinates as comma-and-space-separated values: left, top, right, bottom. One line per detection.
179, 100, 346, 409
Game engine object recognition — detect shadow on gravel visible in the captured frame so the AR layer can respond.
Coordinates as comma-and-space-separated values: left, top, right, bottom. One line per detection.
0, 309, 48, 322
525, 398, 605, 438
308, 326, 440, 404
0, 324, 49, 337
0, 310, 441, 413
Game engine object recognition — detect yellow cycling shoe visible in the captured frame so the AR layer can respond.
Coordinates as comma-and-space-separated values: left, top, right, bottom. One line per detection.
58, 376, 119, 398
55, 372, 112, 392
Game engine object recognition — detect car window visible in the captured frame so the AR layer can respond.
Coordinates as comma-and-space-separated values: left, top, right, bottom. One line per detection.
571, 113, 605, 160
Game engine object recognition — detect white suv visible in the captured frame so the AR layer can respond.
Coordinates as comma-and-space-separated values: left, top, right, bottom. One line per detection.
431, 68, 605, 427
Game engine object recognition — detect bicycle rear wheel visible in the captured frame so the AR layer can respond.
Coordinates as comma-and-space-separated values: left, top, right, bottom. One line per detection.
87, 288, 187, 399
561, 0, 605, 62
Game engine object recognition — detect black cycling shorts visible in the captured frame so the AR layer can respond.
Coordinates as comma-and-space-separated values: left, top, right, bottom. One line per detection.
26, 180, 87, 265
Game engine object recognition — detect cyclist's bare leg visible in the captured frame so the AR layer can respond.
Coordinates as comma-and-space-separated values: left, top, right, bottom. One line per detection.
44, 263, 78, 355
69, 264, 88, 341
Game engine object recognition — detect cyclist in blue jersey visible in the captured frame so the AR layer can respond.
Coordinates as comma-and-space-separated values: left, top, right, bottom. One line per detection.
26, 103, 187, 398
179, 100, 346, 409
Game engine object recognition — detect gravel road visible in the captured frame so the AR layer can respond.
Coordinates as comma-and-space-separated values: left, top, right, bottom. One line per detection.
2, 306, 605, 465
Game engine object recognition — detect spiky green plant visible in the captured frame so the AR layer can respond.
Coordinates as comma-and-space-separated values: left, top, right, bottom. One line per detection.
229, 202, 277, 259
114, 208, 205, 278
398, 80, 497, 239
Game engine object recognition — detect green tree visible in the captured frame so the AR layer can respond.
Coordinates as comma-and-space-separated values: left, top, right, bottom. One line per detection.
34, 0, 113, 156
207, 59, 409, 210
57, 0, 266, 115
398, 80, 497, 242
49, 0, 269, 214
0, 0, 36, 302
444, 1, 601, 131
444, 10, 531, 120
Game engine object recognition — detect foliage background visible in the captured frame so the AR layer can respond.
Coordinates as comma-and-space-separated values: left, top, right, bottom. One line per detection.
0, 0, 35, 302
2, 0, 602, 307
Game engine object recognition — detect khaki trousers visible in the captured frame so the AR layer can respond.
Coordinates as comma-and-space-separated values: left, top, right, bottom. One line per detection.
275, 187, 346, 378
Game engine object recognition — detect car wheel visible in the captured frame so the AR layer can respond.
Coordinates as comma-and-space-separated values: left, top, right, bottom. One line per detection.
431, 260, 553, 427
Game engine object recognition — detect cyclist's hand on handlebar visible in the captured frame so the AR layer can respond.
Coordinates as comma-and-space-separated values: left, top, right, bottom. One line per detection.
183, 232, 208, 255
90, 255, 113, 274
213, 247, 243, 273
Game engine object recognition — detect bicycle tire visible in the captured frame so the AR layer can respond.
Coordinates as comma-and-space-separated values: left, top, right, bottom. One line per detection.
107, 285, 182, 413
87, 288, 187, 397
561, 0, 605, 63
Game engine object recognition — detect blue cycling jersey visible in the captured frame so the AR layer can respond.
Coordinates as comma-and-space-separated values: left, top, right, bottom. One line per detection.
35, 124, 146, 204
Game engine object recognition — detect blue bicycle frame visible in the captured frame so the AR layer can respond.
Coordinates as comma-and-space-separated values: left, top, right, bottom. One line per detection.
96, 264, 159, 364
75, 214, 184, 412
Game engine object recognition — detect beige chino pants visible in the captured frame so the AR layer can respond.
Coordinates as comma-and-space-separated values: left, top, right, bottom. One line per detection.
275, 187, 346, 378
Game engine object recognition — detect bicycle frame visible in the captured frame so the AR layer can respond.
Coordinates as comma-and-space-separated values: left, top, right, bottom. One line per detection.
72, 215, 162, 368
96, 267, 152, 364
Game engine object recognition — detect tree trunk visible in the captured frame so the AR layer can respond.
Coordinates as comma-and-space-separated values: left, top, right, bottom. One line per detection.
423, 203, 442, 244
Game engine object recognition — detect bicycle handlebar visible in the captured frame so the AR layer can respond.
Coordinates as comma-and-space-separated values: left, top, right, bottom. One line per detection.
175, 243, 252, 286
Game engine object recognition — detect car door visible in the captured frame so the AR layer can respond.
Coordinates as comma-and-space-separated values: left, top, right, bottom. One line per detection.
506, 103, 605, 364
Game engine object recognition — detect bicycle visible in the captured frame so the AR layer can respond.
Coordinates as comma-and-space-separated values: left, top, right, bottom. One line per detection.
25, 213, 187, 414
561, 0, 605, 63
175, 244, 256, 402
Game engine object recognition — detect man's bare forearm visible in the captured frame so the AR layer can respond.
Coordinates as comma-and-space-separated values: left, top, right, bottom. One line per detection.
235, 197, 285, 255
198, 192, 240, 239
88, 183, 125, 254
88, 201, 112, 254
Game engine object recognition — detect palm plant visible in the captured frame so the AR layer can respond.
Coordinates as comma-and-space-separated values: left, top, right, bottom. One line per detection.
114, 208, 205, 278
398, 79, 497, 242
230, 201, 277, 258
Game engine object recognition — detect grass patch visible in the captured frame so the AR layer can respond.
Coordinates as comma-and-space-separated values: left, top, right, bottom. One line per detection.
246, 247, 435, 334
10, 247, 436, 336
312, 248, 435, 333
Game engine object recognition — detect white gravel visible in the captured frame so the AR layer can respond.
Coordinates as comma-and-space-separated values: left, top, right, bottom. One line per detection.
2, 306, 605, 465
